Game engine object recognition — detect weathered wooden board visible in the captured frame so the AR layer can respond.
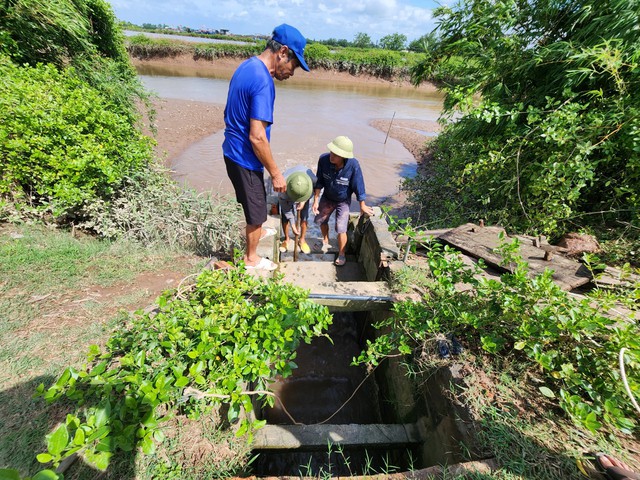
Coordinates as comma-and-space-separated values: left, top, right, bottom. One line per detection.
438, 223, 592, 291
595, 266, 640, 290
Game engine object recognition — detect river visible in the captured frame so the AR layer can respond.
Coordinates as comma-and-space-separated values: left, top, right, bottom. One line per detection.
137, 64, 443, 206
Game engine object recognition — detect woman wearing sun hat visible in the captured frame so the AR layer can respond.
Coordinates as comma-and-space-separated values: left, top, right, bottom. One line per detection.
312, 135, 374, 266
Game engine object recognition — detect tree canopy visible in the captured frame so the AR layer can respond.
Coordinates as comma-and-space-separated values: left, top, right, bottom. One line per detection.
408, 0, 640, 239
378, 33, 407, 51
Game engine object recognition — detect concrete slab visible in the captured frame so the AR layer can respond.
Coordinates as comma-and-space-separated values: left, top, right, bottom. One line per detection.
252, 423, 421, 450
439, 223, 593, 291
279, 260, 365, 283
279, 261, 393, 310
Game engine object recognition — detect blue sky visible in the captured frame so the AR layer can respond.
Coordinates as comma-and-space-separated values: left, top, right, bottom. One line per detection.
107, 0, 447, 43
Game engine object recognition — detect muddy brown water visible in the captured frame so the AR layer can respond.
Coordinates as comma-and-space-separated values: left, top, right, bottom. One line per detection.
137, 64, 443, 208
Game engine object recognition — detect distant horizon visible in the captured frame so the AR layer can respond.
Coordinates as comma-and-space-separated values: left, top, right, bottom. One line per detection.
120, 21, 421, 44
108, 0, 445, 44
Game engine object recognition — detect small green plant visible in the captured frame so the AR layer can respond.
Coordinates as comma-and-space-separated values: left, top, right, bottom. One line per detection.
33, 268, 333, 472
0, 468, 61, 480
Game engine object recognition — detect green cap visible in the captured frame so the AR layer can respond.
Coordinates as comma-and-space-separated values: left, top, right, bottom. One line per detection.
286, 171, 313, 203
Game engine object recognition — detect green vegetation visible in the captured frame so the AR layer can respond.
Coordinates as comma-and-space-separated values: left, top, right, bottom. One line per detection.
3, 0, 640, 478
0, 58, 152, 217
406, 0, 639, 253
0, 223, 202, 478
124, 34, 423, 79
80, 166, 243, 256
32, 268, 331, 474
362, 233, 640, 435
0, 0, 242, 255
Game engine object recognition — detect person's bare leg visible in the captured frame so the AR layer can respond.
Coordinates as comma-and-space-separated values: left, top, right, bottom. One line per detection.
320, 223, 330, 245
279, 220, 290, 252
245, 224, 262, 266
337, 232, 347, 257
300, 220, 308, 245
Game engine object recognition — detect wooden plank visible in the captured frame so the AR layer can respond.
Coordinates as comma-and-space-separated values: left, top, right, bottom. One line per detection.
594, 266, 640, 290
438, 223, 592, 291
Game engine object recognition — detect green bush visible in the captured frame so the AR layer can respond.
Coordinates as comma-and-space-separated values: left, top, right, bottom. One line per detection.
359, 234, 640, 434
408, 0, 640, 239
304, 43, 331, 68
0, 57, 152, 217
35, 268, 333, 471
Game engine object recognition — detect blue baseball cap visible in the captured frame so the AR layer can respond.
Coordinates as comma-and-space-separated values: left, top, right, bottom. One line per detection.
271, 24, 310, 72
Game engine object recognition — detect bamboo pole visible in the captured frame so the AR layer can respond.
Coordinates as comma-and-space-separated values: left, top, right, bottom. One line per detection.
293, 208, 301, 262
384, 111, 396, 144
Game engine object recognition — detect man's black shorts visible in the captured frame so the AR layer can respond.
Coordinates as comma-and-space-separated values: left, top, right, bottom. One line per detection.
224, 156, 267, 226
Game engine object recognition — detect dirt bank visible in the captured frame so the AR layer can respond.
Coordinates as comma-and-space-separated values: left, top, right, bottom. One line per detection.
131, 53, 439, 91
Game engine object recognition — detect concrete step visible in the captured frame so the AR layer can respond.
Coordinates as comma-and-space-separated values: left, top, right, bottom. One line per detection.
278, 261, 394, 311
252, 423, 422, 450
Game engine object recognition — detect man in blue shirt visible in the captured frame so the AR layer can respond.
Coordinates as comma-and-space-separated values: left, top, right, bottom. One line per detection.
223, 24, 309, 271
312, 136, 374, 266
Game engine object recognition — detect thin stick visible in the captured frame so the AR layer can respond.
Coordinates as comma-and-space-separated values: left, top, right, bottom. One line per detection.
293, 208, 301, 262
384, 111, 396, 144
619, 348, 640, 416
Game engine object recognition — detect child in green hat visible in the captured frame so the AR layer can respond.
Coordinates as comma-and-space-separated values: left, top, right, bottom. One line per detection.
278, 167, 316, 254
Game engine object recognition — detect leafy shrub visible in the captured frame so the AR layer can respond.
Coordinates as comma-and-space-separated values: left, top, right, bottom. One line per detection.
193, 42, 263, 60
304, 43, 331, 68
0, 57, 152, 217
35, 268, 333, 471
409, 0, 640, 239
359, 234, 640, 434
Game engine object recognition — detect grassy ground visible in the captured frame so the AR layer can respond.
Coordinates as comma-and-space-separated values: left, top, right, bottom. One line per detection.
1, 222, 638, 480
0, 222, 205, 477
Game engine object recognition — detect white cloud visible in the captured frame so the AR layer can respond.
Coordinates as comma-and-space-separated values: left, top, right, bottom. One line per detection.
107, 0, 437, 41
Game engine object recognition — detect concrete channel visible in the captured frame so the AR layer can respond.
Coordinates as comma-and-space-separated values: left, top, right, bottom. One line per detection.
244, 208, 480, 477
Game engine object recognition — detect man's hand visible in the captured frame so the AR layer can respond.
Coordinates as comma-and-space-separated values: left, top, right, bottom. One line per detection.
361, 204, 374, 217
312, 199, 320, 215
272, 173, 286, 192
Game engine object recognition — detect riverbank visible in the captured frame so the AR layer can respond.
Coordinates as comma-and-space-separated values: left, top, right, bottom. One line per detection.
131, 54, 439, 91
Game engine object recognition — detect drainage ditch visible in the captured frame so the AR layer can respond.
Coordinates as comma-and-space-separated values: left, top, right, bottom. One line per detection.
249, 211, 478, 477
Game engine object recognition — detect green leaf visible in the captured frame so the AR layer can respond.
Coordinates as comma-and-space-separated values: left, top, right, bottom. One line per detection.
36, 453, 53, 463
94, 401, 111, 428
32, 470, 61, 480
513, 341, 526, 350
539, 386, 556, 398
47, 424, 69, 457
141, 433, 156, 455
85, 450, 112, 471
86, 426, 110, 443
0, 469, 21, 480
583, 412, 602, 433
175, 376, 189, 388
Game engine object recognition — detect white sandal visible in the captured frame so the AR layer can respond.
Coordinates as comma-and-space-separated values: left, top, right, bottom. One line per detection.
246, 257, 278, 271
260, 227, 277, 241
